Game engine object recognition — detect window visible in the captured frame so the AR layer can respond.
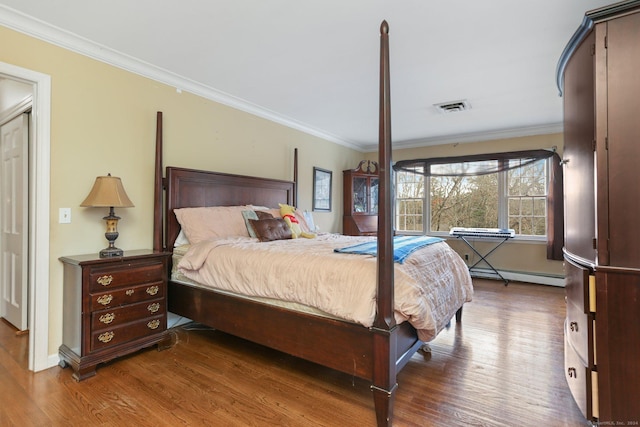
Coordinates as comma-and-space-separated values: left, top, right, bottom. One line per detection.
507, 158, 548, 235
394, 152, 553, 239
396, 169, 424, 232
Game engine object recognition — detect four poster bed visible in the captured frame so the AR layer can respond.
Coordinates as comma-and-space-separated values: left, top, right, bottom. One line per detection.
152, 22, 472, 426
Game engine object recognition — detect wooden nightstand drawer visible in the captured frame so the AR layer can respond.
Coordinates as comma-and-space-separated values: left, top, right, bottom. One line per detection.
90, 314, 166, 352
92, 298, 165, 330
88, 262, 165, 292
90, 280, 165, 311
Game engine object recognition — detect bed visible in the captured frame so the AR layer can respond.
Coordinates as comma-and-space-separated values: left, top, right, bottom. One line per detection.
152, 21, 472, 426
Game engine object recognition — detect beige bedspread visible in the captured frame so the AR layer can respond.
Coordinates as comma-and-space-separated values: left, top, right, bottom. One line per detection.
178, 233, 473, 341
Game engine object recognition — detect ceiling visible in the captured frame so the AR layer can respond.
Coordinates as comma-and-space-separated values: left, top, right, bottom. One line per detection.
0, 0, 615, 151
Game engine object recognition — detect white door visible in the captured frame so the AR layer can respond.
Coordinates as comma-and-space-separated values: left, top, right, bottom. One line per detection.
0, 113, 29, 331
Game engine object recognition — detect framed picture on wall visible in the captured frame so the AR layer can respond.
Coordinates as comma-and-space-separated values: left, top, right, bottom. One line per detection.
313, 167, 332, 212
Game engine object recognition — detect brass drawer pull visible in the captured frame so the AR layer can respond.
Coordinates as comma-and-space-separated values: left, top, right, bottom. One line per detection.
98, 331, 114, 343
99, 313, 115, 324
570, 321, 578, 332
97, 294, 113, 306
147, 319, 160, 330
146, 285, 159, 296
126, 289, 135, 296
97, 275, 113, 286
567, 367, 577, 378
147, 302, 160, 313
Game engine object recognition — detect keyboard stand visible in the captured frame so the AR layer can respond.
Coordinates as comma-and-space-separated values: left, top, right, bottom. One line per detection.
455, 235, 510, 285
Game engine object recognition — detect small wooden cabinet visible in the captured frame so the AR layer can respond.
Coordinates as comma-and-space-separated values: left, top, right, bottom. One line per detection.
343, 160, 379, 236
58, 250, 172, 381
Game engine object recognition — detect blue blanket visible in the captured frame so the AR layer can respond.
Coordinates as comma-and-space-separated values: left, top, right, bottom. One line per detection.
334, 235, 444, 263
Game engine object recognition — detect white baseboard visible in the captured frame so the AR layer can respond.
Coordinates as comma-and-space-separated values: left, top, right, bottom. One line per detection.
469, 268, 564, 287
48, 353, 60, 369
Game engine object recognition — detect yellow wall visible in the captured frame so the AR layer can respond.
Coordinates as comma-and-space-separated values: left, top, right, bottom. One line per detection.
365, 133, 565, 278
1, 25, 363, 356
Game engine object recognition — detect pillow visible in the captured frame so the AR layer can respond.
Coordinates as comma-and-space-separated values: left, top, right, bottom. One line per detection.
256, 211, 274, 220
252, 206, 282, 219
241, 210, 260, 238
294, 208, 311, 232
174, 206, 251, 244
302, 210, 317, 232
242, 210, 274, 238
249, 218, 292, 242
174, 229, 190, 247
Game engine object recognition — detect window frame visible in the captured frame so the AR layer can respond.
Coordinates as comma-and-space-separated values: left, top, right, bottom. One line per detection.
394, 153, 554, 242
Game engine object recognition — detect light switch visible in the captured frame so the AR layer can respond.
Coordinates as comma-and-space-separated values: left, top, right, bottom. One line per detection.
59, 208, 71, 224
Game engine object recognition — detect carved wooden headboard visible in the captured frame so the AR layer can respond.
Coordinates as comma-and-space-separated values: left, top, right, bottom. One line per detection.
164, 167, 295, 250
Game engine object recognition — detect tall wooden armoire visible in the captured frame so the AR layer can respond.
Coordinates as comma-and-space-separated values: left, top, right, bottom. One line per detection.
558, 0, 640, 423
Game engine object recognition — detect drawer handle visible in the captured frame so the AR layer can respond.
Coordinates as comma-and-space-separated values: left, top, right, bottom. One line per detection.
146, 285, 159, 296
98, 331, 114, 343
97, 275, 114, 286
126, 289, 135, 296
567, 367, 577, 378
147, 302, 160, 313
147, 319, 160, 330
97, 294, 113, 306
570, 321, 579, 332
99, 313, 115, 324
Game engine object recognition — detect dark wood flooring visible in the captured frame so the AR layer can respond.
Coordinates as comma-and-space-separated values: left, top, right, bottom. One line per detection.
0, 279, 589, 426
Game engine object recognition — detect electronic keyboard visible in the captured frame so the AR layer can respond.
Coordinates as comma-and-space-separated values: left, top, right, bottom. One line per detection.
449, 227, 515, 238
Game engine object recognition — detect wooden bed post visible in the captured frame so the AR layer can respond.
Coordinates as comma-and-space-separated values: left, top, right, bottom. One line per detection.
293, 147, 298, 207
153, 111, 164, 252
371, 20, 398, 427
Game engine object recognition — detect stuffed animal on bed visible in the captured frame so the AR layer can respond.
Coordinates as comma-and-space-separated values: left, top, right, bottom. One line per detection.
279, 203, 316, 239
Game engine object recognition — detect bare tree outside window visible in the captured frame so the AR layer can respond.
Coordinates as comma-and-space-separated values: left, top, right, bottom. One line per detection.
395, 158, 548, 236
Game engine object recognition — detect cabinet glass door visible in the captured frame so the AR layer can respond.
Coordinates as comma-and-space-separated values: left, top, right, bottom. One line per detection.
353, 177, 368, 213
371, 178, 379, 214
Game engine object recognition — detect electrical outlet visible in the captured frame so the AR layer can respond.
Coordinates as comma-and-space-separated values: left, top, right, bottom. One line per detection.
59, 208, 71, 224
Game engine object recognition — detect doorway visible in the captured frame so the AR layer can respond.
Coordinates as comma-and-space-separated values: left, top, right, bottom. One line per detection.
0, 62, 51, 372
1, 108, 30, 333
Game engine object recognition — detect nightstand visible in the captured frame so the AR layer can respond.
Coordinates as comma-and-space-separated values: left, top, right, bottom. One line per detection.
58, 250, 172, 381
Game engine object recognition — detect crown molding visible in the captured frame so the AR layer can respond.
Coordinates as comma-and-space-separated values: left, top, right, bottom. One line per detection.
360, 122, 564, 152
0, 5, 363, 151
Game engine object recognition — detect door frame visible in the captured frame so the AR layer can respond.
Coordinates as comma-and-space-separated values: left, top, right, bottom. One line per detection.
0, 61, 51, 372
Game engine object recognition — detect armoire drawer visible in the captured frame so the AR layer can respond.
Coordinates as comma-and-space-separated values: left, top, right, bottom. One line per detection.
564, 320, 597, 420
565, 300, 593, 366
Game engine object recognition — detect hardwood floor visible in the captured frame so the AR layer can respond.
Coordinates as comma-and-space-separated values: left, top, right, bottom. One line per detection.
0, 279, 589, 426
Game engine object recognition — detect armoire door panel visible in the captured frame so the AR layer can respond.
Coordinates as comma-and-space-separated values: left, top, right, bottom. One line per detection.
605, 12, 640, 268
563, 31, 596, 263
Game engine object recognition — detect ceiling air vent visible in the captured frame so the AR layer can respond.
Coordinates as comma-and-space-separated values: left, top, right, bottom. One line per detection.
434, 100, 471, 114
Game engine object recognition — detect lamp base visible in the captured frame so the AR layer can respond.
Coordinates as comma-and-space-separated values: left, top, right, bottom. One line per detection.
100, 246, 124, 258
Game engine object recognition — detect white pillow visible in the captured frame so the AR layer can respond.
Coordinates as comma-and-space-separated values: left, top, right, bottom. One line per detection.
174, 229, 190, 247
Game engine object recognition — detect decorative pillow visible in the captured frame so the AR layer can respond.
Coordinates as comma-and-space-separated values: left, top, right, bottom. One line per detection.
242, 210, 275, 238
302, 210, 317, 232
241, 210, 259, 238
252, 206, 282, 219
249, 218, 292, 242
256, 211, 274, 220
174, 206, 251, 244
294, 208, 311, 232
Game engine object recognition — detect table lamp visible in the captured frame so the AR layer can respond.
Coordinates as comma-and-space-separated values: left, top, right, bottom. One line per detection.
80, 173, 134, 257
